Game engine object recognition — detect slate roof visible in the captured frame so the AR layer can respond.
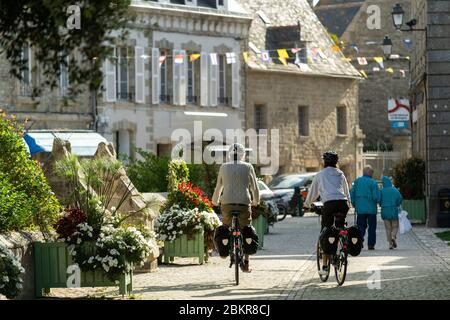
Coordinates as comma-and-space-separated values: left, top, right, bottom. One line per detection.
237, 0, 361, 79
315, 6, 361, 37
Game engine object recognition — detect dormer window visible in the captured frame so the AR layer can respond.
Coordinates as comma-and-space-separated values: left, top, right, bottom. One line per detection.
197, 0, 217, 9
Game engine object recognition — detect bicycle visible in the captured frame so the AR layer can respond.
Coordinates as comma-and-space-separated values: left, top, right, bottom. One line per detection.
311, 202, 349, 286
229, 210, 245, 286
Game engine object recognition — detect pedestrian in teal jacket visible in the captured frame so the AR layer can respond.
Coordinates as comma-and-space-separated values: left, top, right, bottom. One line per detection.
351, 165, 380, 250
380, 176, 403, 249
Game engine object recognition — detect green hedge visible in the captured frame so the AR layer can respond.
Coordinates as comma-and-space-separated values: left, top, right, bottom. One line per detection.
0, 113, 61, 235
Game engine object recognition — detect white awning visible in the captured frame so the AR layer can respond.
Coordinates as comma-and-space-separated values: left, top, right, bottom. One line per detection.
26, 131, 108, 156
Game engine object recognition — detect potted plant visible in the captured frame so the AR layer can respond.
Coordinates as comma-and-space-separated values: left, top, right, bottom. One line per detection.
156, 180, 221, 264
33, 155, 156, 298
393, 157, 426, 223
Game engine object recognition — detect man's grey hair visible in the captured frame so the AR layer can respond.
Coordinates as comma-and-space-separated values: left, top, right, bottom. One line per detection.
363, 165, 374, 176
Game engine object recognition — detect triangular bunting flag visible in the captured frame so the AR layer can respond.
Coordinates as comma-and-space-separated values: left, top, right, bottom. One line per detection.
261, 50, 271, 62
352, 44, 359, 53
400, 69, 406, 77
373, 67, 380, 72
159, 55, 166, 67
357, 57, 368, 65
226, 52, 236, 64
373, 57, 384, 69
190, 53, 200, 62
243, 52, 249, 64
174, 54, 184, 64
291, 48, 302, 54
331, 45, 341, 53
386, 68, 394, 74
210, 53, 218, 65
277, 49, 289, 66
360, 70, 368, 78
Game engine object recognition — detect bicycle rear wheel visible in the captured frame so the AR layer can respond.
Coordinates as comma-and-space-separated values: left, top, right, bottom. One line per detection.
234, 251, 240, 286
277, 205, 288, 222
316, 241, 330, 282
334, 249, 348, 286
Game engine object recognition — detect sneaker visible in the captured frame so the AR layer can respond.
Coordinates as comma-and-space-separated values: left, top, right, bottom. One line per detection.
389, 245, 394, 250
318, 266, 329, 276
392, 239, 397, 248
368, 246, 375, 250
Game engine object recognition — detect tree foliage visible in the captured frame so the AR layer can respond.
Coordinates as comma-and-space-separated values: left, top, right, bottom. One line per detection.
392, 157, 426, 200
0, 0, 133, 96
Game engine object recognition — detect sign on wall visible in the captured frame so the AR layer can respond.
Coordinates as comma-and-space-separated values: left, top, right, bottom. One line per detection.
388, 98, 411, 122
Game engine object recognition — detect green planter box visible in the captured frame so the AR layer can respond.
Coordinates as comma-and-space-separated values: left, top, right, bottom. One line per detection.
34, 242, 133, 298
163, 229, 205, 264
403, 199, 426, 223
252, 216, 266, 249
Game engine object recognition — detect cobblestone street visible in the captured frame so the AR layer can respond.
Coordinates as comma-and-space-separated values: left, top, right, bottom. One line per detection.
48, 214, 450, 300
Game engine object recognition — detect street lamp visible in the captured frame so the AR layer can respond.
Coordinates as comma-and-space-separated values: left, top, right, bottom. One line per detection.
392, 3, 405, 30
382, 36, 393, 58
391, 3, 426, 32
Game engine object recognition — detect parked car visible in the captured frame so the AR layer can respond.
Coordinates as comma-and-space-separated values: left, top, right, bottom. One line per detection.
256, 180, 279, 227
268, 173, 318, 218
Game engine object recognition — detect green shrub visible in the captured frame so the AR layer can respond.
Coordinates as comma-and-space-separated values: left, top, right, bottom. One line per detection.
0, 113, 61, 235
124, 149, 170, 193
167, 159, 189, 193
392, 157, 425, 200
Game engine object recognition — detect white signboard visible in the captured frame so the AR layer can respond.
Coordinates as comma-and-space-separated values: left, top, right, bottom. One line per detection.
388, 98, 410, 122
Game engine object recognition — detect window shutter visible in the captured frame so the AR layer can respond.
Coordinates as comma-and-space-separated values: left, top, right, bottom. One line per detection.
151, 47, 160, 105
231, 59, 240, 108
209, 55, 218, 107
135, 46, 145, 104
179, 50, 187, 106
172, 49, 180, 105
200, 52, 209, 106
104, 50, 116, 102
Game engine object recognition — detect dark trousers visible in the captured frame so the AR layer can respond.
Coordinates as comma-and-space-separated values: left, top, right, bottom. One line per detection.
357, 214, 377, 247
321, 200, 350, 230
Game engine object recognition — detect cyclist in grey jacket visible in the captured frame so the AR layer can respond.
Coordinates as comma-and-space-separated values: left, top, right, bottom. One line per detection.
304, 151, 351, 276
212, 143, 260, 272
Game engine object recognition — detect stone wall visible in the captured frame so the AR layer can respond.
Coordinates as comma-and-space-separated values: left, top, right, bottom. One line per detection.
246, 70, 364, 183
0, 232, 43, 300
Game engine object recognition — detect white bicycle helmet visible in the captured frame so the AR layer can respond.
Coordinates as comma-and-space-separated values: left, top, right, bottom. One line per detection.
228, 143, 245, 160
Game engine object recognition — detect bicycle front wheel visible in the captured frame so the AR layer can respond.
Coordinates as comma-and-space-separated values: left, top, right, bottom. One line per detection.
334, 250, 348, 286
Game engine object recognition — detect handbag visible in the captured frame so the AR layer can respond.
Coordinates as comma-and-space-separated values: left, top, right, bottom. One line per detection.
398, 207, 412, 234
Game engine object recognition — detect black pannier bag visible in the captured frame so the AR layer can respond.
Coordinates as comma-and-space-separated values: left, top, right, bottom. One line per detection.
347, 225, 363, 256
319, 226, 339, 255
242, 226, 259, 255
214, 225, 231, 257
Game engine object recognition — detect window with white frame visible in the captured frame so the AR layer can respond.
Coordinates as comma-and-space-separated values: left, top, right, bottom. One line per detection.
20, 45, 32, 96
197, 0, 217, 9
115, 47, 129, 101
218, 54, 227, 105
59, 53, 69, 96
160, 49, 169, 102
187, 52, 196, 104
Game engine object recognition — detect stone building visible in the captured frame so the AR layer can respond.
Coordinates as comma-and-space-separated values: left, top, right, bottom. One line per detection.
239, 0, 364, 182
98, 0, 251, 158
313, 0, 411, 151
410, 0, 450, 227
0, 50, 93, 130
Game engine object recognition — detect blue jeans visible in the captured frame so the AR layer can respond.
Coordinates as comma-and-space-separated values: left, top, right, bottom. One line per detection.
357, 214, 377, 247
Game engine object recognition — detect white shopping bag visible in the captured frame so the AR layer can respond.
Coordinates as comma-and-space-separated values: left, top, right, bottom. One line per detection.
399, 210, 412, 234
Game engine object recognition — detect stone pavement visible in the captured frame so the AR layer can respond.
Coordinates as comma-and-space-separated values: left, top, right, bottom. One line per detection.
47, 215, 450, 300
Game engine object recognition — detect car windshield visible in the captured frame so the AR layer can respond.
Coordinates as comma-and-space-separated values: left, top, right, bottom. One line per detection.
257, 181, 269, 191
268, 175, 309, 190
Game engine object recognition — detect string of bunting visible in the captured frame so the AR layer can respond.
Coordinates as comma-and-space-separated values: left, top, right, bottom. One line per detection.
101, 39, 413, 79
